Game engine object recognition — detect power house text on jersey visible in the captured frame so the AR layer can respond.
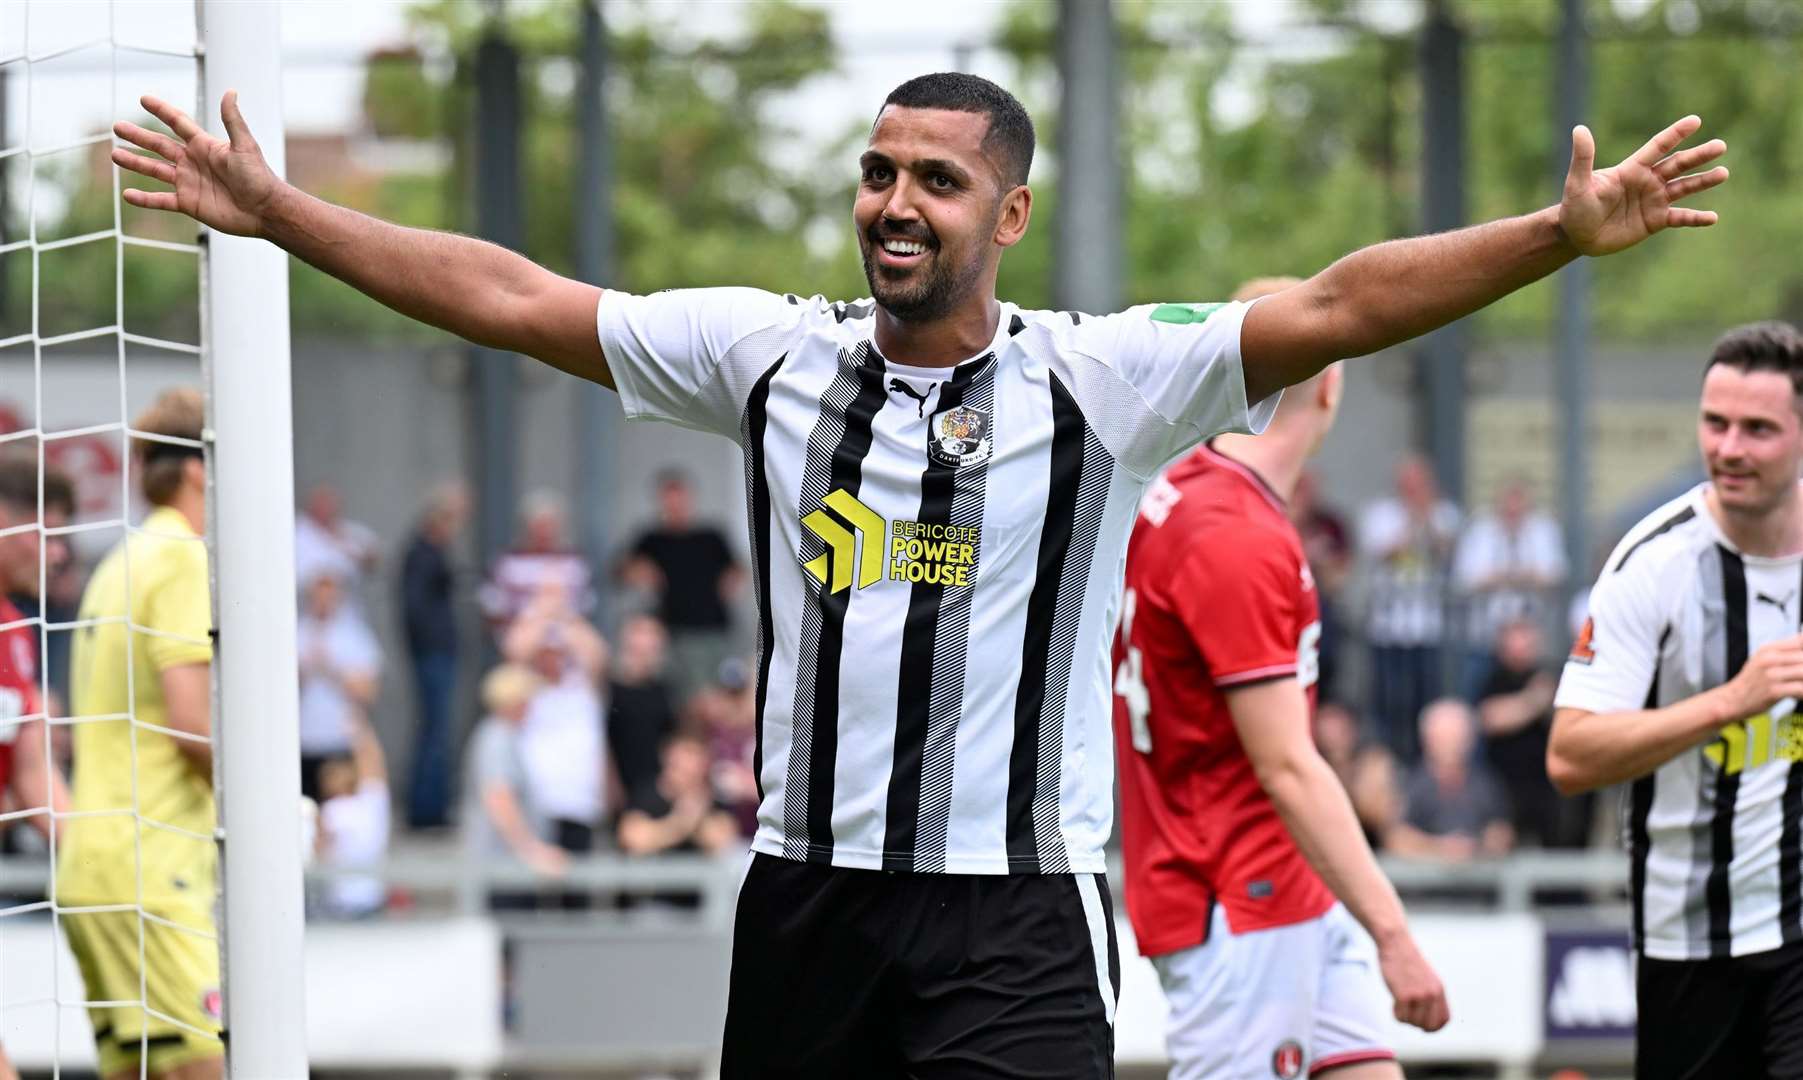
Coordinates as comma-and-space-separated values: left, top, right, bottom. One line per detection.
1558, 484, 1803, 961
598, 289, 1276, 874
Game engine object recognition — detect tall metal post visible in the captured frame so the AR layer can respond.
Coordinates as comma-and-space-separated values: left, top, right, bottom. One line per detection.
1555, 0, 1592, 595
576, 0, 618, 574
1053, 0, 1122, 315
472, 22, 523, 575
198, 2, 308, 1073
1418, 2, 1468, 505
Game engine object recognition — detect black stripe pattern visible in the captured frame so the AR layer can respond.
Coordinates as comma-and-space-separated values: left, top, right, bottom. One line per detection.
1784, 563, 1803, 945
740, 354, 787, 802
1613, 506, 1697, 574
784, 343, 887, 863
1628, 628, 1667, 953
1006, 374, 1113, 872
883, 357, 997, 871
1706, 545, 1748, 956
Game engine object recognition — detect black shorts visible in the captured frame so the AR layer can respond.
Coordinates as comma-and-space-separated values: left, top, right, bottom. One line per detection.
1637, 941, 1803, 1080
722, 852, 1120, 1079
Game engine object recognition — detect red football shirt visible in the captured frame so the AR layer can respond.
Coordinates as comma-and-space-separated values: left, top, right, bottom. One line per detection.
0, 595, 41, 793
1112, 442, 1334, 957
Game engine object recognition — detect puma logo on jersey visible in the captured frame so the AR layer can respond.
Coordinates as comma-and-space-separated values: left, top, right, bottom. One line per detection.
887, 378, 935, 418
1757, 589, 1796, 614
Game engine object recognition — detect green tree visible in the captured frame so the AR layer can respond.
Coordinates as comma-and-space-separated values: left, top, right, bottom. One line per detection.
995, 0, 1803, 339
279, 0, 853, 342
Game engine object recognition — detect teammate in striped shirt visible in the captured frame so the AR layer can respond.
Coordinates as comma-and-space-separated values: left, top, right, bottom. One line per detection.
1551, 322, 1803, 1080
116, 73, 1726, 1075
1114, 277, 1445, 1080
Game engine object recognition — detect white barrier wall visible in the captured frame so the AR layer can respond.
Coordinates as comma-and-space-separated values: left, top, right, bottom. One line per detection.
0, 917, 502, 1072
0, 909, 1582, 1071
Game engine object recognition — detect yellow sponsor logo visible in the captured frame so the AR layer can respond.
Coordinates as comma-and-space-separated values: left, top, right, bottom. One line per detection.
1704, 711, 1803, 775
801, 489, 886, 594
800, 491, 983, 594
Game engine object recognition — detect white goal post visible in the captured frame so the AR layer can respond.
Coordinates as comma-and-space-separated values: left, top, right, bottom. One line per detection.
198, 2, 308, 1075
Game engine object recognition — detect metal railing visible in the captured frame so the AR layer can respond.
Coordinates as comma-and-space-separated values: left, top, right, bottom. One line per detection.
0, 845, 1630, 922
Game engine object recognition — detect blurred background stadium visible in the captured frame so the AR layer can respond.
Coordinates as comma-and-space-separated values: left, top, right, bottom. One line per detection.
4, 0, 1803, 1075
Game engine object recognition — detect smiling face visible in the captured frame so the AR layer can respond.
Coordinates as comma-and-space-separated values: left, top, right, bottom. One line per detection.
1698, 363, 1803, 518
855, 106, 1030, 324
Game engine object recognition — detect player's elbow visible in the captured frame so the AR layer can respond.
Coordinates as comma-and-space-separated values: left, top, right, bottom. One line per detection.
1545, 742, 1597, 797
1250, 750, 1318, 808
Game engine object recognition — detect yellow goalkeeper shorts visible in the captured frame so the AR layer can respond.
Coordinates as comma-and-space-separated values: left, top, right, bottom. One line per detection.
64, 905, 224, 1076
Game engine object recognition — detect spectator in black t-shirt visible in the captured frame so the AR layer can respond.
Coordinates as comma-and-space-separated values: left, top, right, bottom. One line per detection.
617, 733, 740, 856
607, 612, 678, 805
620, 470, 743, 707
1477, 618, 1591, 848
398, 481, 468, 829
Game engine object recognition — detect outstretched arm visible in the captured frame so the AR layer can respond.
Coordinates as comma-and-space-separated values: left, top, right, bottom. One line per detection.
1242, 116, 1728, 402
115, 93, 609, 387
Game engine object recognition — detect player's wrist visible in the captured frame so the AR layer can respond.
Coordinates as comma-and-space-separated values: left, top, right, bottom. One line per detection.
1370, 921, 1413, 953
253, 179, 304, 243
1704, 681, 1749, 730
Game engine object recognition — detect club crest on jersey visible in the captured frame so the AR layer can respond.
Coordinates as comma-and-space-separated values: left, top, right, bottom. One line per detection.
927, 405, 992, 468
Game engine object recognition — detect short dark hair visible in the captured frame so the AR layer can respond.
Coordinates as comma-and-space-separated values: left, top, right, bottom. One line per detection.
1705, 321, 1803, 397
0, 451, 74, 519
880, 72, 1035, 188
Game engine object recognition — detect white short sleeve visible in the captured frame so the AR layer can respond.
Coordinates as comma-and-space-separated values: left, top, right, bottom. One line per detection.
596, 287, 807, 438
1555, 563, 1665, 715
334, 615, 383, 679
1063, 299, 1280, 474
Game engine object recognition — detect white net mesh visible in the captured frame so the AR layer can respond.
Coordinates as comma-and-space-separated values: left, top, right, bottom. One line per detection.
0, 1, 219, 1074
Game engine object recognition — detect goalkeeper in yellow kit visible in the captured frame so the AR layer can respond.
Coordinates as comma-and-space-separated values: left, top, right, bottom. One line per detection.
60, 387, 223, 1080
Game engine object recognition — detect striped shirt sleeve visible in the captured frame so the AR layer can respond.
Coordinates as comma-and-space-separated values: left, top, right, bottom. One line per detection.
1556, 555, 1664, 715
596, 287, 805, 437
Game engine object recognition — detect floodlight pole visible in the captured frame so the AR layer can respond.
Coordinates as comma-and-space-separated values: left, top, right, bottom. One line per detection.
1418, 1, 1469, 506
1054, 0, 1122, 315
198, 2, 310, 1076
1555, 0, 1592, 602
576, 0, 619, 575
472, 19, 523, 581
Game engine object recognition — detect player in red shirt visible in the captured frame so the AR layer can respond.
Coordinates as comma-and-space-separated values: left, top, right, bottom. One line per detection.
1112, 279, 1447, 1079
0, 453, 75, 1080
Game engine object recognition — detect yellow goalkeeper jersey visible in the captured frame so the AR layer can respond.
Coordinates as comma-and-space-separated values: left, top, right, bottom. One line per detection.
60, 506, 216, 910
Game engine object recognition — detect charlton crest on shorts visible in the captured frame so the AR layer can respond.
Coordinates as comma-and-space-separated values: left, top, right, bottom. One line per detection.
927, 405, 992, 468
1271, 1040, 1304, 1079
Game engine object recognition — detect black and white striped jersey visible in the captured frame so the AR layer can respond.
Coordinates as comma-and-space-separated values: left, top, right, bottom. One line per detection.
1557, 484, 1803, 960
598, 288, 1275, 874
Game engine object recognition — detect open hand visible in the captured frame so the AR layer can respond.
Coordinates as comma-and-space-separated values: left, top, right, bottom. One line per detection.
113, 91, 282, 237
1560, 115, 1727, 256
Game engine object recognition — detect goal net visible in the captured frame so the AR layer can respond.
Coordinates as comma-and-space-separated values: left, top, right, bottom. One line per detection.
0, 1, 304, 1074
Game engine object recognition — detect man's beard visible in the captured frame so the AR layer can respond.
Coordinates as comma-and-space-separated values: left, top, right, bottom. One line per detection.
860, 224, 987, 324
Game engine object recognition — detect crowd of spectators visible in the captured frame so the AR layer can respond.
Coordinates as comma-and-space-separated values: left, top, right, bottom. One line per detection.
285, 468, 752, 916
303, 448, 1586, 903
1301, 454, 1596, 867
0, 440, 1607, 910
